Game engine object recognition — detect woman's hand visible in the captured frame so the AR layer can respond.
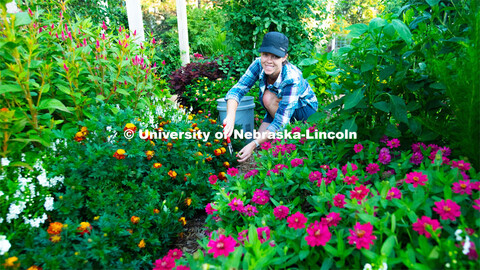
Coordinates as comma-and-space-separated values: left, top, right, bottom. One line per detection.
236, 141, 256, 163
223, 114, 235, 139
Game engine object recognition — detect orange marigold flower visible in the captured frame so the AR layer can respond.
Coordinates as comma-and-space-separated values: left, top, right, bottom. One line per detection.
198, 110, 203, 114
185, 197, 192, 206
214, 139, 220, 144
206, 157, 213, 162
80, 126, 88, 136
153, 209, 160, 214
168, 170, 177, 179
205, 142, 212, 147
47, 222, 63, 235
218, 172, 226, 180
141, 130, 151, 141
145, 150, 155, 160
0, 108, 9, 112
223, 161, 230, 168
220, 147, 226, 154
213, 149, 222, 156
113, 149, 126, 159
222, 141, 228, 146
138, 239, 146, 248
209, 119, 217, 124
49, 234, 61, 243
167, 143, 173, 149
124, 123, 137, 132
196, 152, 203, 156
126, 229, 133, 234
77, 222, 92, 235
26, 265, 42, 270
153, 163, 162, 169
74, 131, 85, 142
131, 216, 140, 224
178, 217, 186, 226
3, 256, 19, 267
191, 123, 197, 128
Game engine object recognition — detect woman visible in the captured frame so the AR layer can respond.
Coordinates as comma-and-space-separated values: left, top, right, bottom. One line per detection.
223, 32, 318, 162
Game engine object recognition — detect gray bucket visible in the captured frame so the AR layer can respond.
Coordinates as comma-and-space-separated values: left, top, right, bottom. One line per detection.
217, 96, 255, 138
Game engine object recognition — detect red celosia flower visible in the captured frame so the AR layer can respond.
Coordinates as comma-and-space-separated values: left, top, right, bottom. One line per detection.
412, 216, 442, 238
287, 212, 308, 230
333, 194, 346, 208
433, 199, 461, 221
167, 249, 183, 260
305, 221, 331, 247
348, 222, 377, 249
405, 171, 428, 187
257, 226, 271, 243
113, 149, 126, 159
273, 205, 290, 220
385, 187, 402, 200
321, 212, 342, 227
207, 234, 237, 258
350, 185, 370, 204
152, 256, 175, 270
452, 180, 472, 195
227, 167, 239, 177
354, 144, 363, 153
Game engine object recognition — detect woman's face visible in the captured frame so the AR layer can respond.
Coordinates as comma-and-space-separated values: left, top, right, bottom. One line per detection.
260, 52, 287, 78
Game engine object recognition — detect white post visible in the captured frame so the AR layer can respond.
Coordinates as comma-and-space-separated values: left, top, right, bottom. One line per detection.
176, 0, 190, 65
125, 0, 145, 43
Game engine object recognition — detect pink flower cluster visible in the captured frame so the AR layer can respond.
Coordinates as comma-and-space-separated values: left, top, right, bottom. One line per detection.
267, 164, 289, 176
252, 189, 271, 205
272, 143, 297, 157
273, 205, 290, 220
244, 169, 259, 179
207, 234, 237, 258
153, 249, 187, 270
347, 222, 377, 249
412, 216, 442, 238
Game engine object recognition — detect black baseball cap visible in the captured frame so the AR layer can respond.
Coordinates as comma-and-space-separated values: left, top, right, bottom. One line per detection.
258, 32, 289, 57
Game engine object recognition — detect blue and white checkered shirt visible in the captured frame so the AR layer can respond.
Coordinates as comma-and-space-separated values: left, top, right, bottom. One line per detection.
225, 57, 318, 132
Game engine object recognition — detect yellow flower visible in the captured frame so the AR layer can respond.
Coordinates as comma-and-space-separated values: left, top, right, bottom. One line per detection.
138, 239, 146, 248
185, 197, 192, 206
4, 256, 19, 267
187, 115, 193, 121
47, 222, 63, 235
78, 222, 91, 231
26, 265, 42, 270
130, 216, 140, 224
49, 234, 61, 243
168, 170, 177, 179
178, 217, 187, 226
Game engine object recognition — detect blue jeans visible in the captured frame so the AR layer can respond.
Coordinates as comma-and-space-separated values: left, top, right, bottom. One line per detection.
263, 105, 317, 124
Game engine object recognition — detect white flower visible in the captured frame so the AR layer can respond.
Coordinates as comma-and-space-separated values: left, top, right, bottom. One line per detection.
37, 171, 49, 187
379, 262, 388, 270
455, 229, 463, 241
23, 213, 48, 228
363, 263, 372, 270
463, 236, 471, 255
1, 158, 10, 166
44, 196, 54, 211
0, 235, 11, 255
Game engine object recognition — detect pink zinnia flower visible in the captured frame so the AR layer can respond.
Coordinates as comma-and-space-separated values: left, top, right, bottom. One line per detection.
167, 249, 183, 260
452, 180, 472, 195
412, 216, 442, 238
273, 205, 290, 220
343, 175, 359, 185
291, 126, 301, 133
378, 152, 391, 165
320, 164, 330, 170
333, 194, 346, 208
326, 168, 338, 181
321, 212, 342, 227
341, 163, 358, 175
410, 151, 424, 165
412, 142, 427, 152
350, 185, 370, 203
348, 222, 377, 250
354, 144, 363, 153
207, 234, 236, 258
308, 171, 322, 182
385, 187, 402, 200
387, 138, 400, 149
153, 256, 175, 270
287, 212, 308, 230
261, 141, 272, 150
472, 199, 480, 211
227, 167, 239, 177
237, 229, 249, 244
176, 266, 190, 270
291, 158, 305, 168
451, 160, 471, 171
305, 221, 331, 247
243, 204, 258, 216
257, 226, 271, 243
244, 169, 258, 179
405, 171, 428, 187
365, 163, 380, 175
208, 175, 218, 185
251, 189, 270, 205
205, 203, 217, 215
228, 198, 244, 212
433, 199, 461, 221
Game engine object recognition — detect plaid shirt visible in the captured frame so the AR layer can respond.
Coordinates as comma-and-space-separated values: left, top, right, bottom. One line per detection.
225, 57, 318, 132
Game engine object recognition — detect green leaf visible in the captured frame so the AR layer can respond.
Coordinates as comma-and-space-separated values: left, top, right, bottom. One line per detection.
381, 235, 396, 257
379, 65, 396, 81
38, 99, 72, 113
341, 118, 358, 133
391, 19, 412, 44
324, 244, 338, 257
306, 111, 326, 124
299, 250, 309, 261
0, 84, 23, 94
14, 12, 32, 27
343, 89, 364, 110
390, 95, 409, 124
373, 101, 391, 112
115, 89, 130, 96
408, 118, 422, 136
426, 0, 440, 6
369, 18, 387, 31
346, 24, 368, 39
358, 213, 379, 226
298, 58, 318, 66
321, 258, 333, 270
8, 161, 33, 170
